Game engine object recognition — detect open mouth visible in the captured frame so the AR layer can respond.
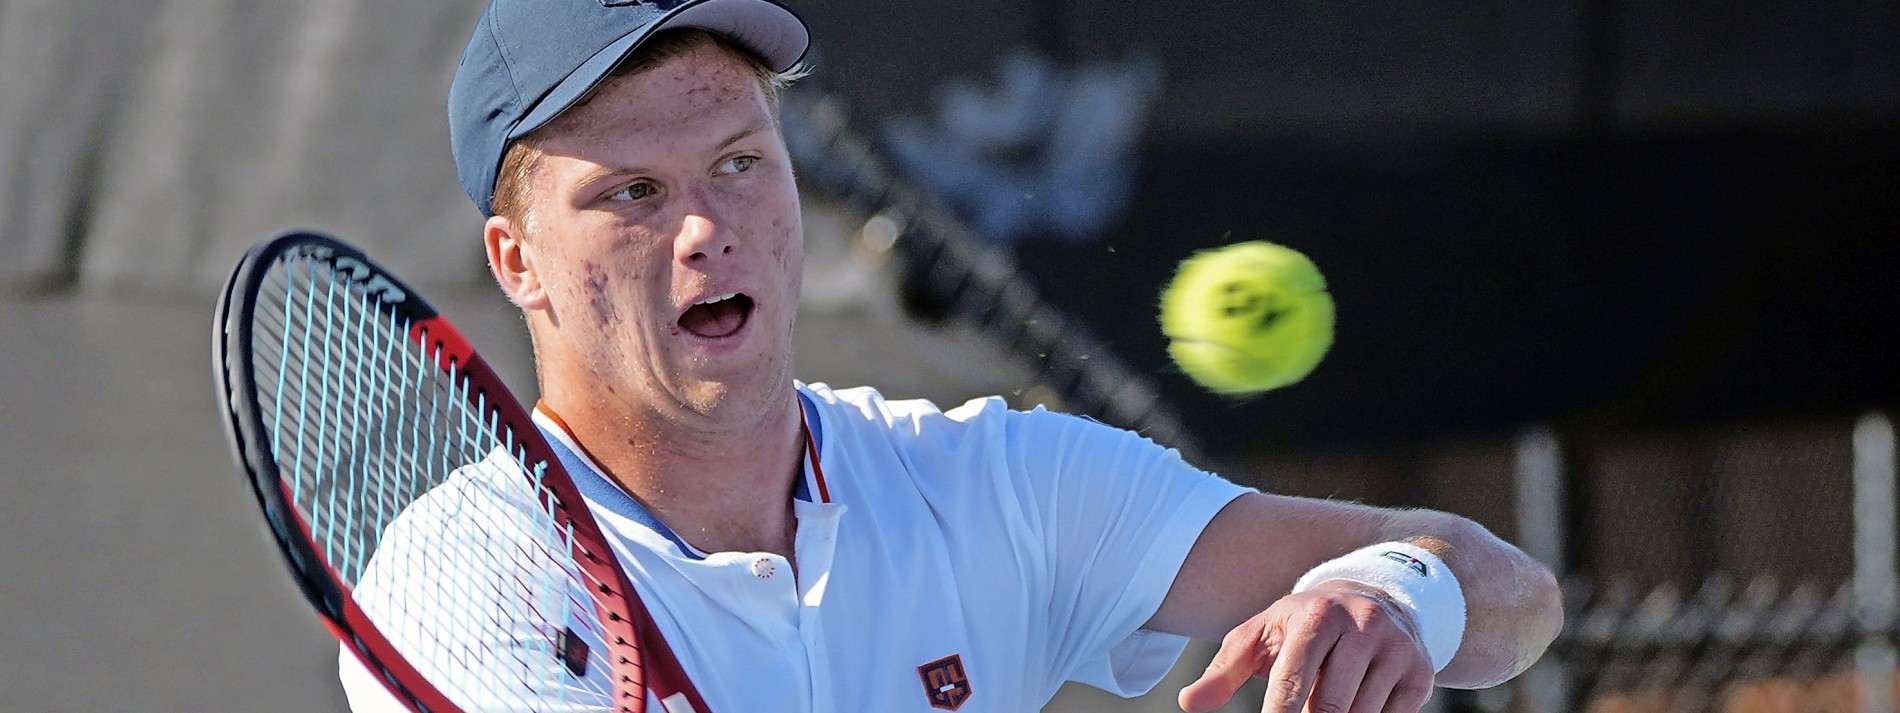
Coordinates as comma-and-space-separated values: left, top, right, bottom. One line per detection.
678, 292, 754, 339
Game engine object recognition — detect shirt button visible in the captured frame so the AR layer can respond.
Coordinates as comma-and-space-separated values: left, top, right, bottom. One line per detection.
752, 557, 777, 580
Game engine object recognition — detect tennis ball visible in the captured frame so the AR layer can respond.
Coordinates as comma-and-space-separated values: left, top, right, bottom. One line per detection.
1158, 241, 1334, 396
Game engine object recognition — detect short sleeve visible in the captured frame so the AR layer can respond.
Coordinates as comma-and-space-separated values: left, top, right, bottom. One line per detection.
1001, 406, 1251, 695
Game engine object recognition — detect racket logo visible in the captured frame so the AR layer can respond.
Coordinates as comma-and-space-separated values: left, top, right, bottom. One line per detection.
917, 654, 972, 710
292, 243, 408, 305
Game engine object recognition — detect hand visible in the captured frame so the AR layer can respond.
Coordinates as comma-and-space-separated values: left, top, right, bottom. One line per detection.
1178, 581, 1436, 713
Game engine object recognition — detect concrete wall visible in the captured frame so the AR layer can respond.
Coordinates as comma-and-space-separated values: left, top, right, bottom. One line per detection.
3, 294, 356, 711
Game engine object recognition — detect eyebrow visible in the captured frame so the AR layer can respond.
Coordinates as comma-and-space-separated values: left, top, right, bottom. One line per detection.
713, 120, 773, 154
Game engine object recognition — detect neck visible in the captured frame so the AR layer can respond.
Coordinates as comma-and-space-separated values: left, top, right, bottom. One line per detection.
541, 381, 805, 557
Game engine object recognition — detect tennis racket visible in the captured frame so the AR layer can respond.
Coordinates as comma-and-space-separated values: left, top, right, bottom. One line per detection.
214, 231, 710, 713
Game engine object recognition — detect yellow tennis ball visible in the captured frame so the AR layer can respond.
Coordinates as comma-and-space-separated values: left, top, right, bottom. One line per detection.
1158, 241, 1335, 396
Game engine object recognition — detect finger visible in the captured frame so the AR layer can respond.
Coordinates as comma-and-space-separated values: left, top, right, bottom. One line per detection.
1261, 617, 1341, 713
1340, 654, 1404, 713
1379, 672, 1434, 713
1302, 631, 1376, 713
1178, 620, 1274, 713
1356, 628, 1434, 713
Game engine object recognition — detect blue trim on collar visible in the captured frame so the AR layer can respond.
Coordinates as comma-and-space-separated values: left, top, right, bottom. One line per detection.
794, 389, 823, 503
537, 422, 708, 561
799, 388, 823, 448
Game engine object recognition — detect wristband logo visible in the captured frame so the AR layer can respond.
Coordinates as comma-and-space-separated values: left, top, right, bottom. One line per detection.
1380, 551, 1430, 577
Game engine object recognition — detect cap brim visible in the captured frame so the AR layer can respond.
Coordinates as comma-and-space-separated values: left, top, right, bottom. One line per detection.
509, 0, 808, 141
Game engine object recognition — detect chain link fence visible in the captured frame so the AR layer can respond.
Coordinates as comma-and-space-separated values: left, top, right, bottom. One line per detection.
1455, 572, 1886, 713
1322, 412, 1895, 713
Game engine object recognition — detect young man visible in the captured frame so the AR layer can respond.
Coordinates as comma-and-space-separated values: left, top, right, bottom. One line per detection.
344, 1, 1562, 711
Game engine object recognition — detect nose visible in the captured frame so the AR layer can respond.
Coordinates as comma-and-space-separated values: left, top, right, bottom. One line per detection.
676, 184, 736, 263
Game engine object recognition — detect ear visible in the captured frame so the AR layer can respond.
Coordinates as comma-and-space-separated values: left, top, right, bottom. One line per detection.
485, 214, 550, 311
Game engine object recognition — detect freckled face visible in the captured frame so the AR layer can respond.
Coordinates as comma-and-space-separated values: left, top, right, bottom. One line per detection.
522, 43, 802, 421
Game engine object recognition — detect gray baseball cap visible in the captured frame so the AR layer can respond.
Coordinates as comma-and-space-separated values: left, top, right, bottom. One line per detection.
449, 0, 809, 216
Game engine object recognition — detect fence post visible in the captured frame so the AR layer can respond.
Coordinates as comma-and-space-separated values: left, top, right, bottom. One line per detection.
1855, 412, 1896, 713
1514, 426, 1569, 713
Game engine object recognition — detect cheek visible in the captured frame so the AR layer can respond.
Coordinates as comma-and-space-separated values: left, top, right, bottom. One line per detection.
578, 260, 618, 327
773, 222, 803, 275
753, 191, 801, 258
758, 166, 801, 232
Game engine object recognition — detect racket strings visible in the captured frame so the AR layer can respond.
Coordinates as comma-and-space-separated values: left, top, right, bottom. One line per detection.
251, 254, 622, 710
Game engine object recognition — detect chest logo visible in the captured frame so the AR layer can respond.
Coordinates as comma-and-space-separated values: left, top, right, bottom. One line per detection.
917, 654, 972, 710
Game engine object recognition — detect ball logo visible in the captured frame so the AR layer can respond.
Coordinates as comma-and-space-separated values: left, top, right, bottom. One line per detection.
1380, 550, 1430, 577
917, 654, 972, 710
1219, 281, 1288, 333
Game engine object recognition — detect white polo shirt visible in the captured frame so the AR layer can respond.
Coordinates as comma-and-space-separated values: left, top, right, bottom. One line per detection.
341, 382, 1249, 711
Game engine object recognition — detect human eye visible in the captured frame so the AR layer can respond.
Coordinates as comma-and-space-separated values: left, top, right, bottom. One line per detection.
716, 155, 758, 175
607, 180, 657, 203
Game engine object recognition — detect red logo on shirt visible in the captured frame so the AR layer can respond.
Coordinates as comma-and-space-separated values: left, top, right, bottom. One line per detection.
918, 654, 972, 710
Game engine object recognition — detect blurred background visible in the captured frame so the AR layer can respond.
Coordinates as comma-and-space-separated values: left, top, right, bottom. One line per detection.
2, 0, 1896, 711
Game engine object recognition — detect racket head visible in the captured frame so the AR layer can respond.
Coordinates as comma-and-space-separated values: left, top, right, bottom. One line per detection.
213, 231, 648, 712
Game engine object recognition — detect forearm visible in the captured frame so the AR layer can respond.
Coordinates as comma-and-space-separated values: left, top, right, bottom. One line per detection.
1153, 493, 1564, 688
1160, 494, 1564, 711
1376, 510, 1563, 688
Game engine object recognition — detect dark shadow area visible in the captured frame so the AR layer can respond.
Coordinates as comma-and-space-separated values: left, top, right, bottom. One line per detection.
1016, 123, 1900, 454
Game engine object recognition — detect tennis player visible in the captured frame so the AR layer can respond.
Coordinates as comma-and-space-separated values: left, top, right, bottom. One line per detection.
344, 1, 1563, 711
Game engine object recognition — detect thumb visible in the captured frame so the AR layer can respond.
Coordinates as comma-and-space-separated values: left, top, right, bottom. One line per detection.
1178, 627, 1271, 712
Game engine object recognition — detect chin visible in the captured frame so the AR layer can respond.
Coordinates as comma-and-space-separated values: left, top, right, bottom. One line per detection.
677, 384, 734, 418
674, 363, 787, 419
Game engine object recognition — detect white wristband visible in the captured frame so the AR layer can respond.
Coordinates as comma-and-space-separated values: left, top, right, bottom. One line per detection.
1292, 542, 1466, 672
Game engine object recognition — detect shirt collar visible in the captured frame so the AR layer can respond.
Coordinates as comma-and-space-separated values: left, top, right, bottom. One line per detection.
530, 391, 830, 560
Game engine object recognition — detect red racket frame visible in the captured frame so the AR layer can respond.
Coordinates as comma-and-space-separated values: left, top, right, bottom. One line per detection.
215, 231, 710, 713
